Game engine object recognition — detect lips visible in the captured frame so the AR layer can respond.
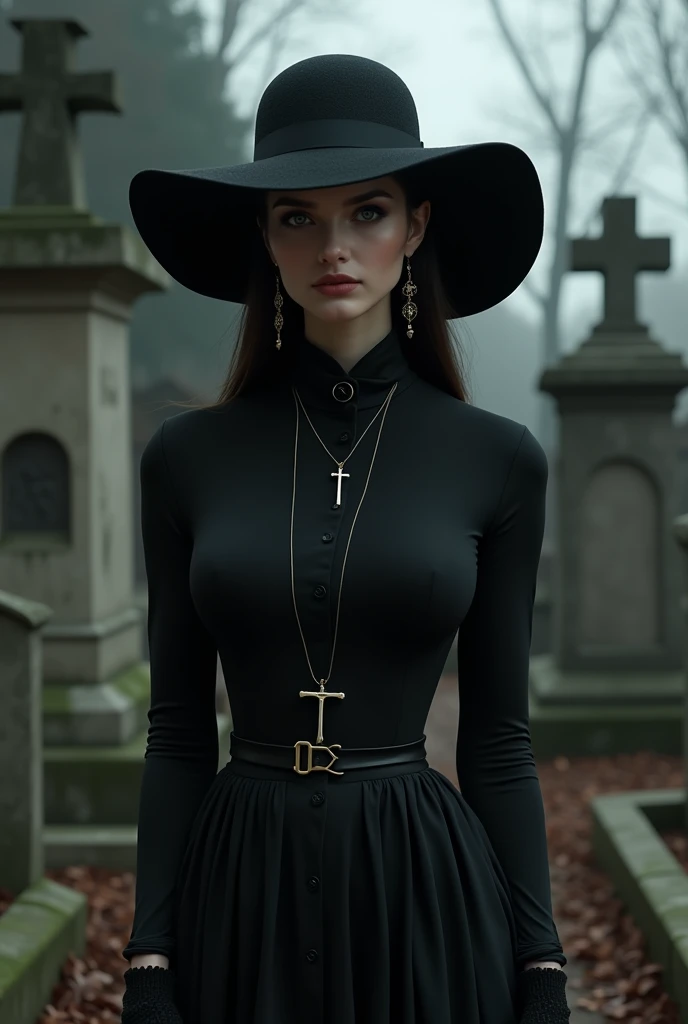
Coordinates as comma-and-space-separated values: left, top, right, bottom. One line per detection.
314, 280, 360, 296
313, 275, 360, 286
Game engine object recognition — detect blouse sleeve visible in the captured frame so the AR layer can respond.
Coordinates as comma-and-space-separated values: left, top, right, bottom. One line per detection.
122, 417, 219, 965
456, 424, 566, 970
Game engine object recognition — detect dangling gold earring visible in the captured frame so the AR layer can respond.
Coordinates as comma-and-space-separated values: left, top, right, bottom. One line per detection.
273, 267, 284, 350
401, 257, 417, 339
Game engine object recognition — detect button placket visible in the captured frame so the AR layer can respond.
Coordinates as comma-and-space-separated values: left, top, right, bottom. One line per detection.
291, 370, 402, 1012
289, 384, 364, 993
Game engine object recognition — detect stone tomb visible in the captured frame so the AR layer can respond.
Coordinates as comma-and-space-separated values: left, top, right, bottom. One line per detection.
0, 17, 230, 867
531, 196, 688, 755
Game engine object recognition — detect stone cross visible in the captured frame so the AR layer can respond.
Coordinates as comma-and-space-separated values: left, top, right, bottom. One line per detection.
569, 196, 670, 332
0, 18, 121, 207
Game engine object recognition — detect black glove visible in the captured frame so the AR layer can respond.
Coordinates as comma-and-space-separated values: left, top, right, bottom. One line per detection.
516, 966, 571, 1023
121, 965, 185, 1024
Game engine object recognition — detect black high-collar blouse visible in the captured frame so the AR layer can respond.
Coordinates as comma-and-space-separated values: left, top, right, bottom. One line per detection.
123, 324, 566, 973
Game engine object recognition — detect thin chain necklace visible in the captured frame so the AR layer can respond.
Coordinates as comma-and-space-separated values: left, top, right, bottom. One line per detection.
293, 386, 394, 507
289, 382, 398, 746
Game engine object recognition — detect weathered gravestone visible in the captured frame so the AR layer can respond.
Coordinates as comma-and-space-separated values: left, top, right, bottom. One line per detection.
672, 516, 688, 832
0, 17, 232, 870
529, 196, 688, 755
0, 588, 87, 1024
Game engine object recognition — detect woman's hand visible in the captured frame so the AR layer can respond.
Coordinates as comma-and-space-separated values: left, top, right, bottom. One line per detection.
130, 953, 170, 969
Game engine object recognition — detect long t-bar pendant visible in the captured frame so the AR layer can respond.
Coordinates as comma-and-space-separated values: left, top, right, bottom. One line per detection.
299, 679, 345, 743
331, 463, 350, 507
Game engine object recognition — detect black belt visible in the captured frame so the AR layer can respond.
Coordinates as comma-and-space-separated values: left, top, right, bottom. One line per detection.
229, 731, 427, 776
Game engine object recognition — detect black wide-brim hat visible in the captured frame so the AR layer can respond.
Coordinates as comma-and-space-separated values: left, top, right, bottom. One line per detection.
129, 54, 544, 319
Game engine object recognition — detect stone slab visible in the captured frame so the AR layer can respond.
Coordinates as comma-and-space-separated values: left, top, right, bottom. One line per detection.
44, 712, 233, 826
0, 877, 87, 1024
591, 788, 688, 1020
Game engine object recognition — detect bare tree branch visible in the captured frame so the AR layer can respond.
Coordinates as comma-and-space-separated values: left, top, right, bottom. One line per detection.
581, 0, 625, 43
577, 97, 651, 151
217, 0, 250, 58
210, 0, 367, 111
578, 103, 655, 233
644, 0, 688, 138
256, 11, 290, 94
613, 0, 688, 174
485, 0, 563, 138
611, 18, 683, 145
484, 0, 630, 449
526, 8, 560, 102
520, 276, 548, 308
221, 0, 306, 69
567, 0, 627, 151
479, 99, 557, 153
580, 152, 688, 217
487, 0, 627, 149
598, 0, 626, 37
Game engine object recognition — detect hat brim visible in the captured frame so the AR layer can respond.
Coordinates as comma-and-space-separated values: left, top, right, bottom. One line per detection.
128, 142, 543, 319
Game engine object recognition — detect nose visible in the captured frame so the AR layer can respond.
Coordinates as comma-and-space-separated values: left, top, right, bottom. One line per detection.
317, 222, 353, 267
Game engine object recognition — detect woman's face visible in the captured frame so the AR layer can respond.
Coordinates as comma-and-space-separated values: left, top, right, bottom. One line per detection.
261, 175, 430, 331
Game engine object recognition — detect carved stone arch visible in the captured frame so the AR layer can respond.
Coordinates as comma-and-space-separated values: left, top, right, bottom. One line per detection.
1, 432, 70, 542
578, 457, 660, 652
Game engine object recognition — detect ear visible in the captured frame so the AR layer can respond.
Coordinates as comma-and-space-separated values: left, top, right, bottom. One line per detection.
257, 216, 276, 265
406, 199, 431, 257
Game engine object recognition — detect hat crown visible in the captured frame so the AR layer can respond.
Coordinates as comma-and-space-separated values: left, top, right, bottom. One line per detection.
255, 54, 421, 145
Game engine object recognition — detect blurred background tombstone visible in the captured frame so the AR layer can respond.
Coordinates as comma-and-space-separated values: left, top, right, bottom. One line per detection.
531, 196, 688, 756
0, 16, 230, 869
0, 587, 89, 1024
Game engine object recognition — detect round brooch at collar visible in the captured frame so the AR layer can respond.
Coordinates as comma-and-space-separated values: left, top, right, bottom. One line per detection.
332, 381, 355, 402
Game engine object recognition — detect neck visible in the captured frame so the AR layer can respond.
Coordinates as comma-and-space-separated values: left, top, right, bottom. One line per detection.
303, 298, 392, 374
289, 322, 417, 413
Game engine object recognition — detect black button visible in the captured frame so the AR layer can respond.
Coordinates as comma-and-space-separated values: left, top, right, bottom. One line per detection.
322, 533, 333, 543
313, 585, 327, 599
338, 432, 350, 443
307, 876, 320, 891
332, 381, 354, 402
311, 792, 325, 806
306, 948, 319, 963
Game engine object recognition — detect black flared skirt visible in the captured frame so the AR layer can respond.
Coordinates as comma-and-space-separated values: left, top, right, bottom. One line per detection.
172, 737, 519, 1024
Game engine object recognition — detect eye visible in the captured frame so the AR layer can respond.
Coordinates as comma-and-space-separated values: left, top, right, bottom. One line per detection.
281, 211, 310, 227
280, 204, 387, 228
355, 205, 386, 222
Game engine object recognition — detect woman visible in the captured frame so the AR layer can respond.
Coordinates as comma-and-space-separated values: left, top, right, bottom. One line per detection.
120, 53, 571, 1024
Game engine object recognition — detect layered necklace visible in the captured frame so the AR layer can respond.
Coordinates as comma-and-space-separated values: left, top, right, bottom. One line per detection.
289, 381, 398, 773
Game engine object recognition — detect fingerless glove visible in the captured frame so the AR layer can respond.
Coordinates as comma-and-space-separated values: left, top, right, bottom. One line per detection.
517, 966, 571, 1023
121, 965, 185, 1024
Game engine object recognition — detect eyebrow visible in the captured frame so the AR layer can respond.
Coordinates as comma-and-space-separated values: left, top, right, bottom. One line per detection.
271, 188, 394, 210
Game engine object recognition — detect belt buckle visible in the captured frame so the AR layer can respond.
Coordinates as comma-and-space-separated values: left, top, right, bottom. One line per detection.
294, 740, 344, 775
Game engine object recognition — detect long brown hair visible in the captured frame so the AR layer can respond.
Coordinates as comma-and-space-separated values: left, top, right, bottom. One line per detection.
165, 167, 472, 411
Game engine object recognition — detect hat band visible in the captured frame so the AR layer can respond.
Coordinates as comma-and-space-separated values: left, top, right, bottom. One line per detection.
254, 118, 424, 160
